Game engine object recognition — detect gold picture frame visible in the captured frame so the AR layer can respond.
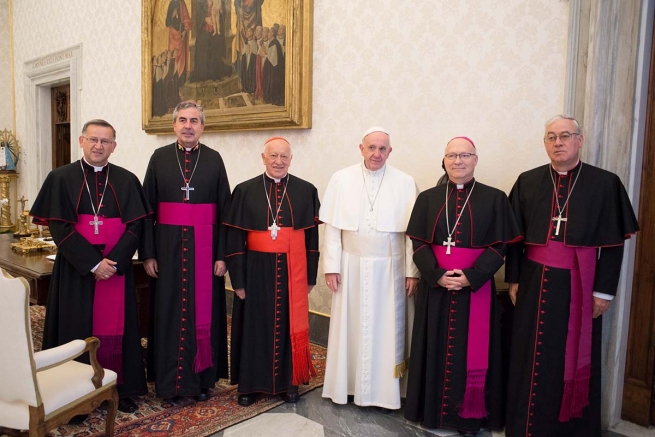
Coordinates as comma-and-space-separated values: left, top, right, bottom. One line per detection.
141, 0, 313, 133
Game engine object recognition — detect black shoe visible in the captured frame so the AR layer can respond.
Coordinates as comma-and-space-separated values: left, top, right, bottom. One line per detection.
117, 397, 139, 413
68, 414, 88, 425
283, 393, 299, 403
195, 388, 210, 402
347, 395, 354, 403
375, 407, 393, 414
238, 393, 257, 406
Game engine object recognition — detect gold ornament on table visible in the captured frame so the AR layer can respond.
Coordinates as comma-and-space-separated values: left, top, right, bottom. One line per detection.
10, 237, 57, 255
14, 196, 33, 238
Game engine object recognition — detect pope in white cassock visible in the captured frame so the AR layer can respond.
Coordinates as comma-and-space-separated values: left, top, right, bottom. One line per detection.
320, 127, 420, 411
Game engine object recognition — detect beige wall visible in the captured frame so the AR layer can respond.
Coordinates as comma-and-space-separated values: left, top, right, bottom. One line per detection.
7, 0, 569, 314
0, 0, 12, 130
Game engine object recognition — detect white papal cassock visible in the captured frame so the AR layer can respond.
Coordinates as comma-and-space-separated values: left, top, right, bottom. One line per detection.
320, 163, 419, 409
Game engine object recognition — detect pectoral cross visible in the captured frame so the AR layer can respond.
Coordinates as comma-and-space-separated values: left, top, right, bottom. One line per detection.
268, 221, 279, 240
181, 182, 194, 200
552, 214, 567, 236
443, 236, 455, 255
89, 215, 103, 235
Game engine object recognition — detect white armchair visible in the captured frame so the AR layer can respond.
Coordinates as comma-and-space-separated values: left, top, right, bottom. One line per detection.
0, 268, 118, 437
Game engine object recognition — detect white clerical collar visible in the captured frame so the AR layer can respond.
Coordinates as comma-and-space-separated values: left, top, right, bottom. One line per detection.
457, 184, 464, 189
82, 157, 107, 172
361, 162, 386, 176
554, 160, 581, 176
265, 171, 287, 183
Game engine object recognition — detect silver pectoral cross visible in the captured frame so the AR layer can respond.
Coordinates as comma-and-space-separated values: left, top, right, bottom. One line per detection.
552, 214, 567, 236
443, 236, 455, 255
181, 182, 194, 200
89, 215, 103, 235
268, 221, 279, 240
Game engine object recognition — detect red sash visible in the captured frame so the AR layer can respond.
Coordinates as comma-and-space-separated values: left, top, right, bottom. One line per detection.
526, 241, 596, 422
432, 245, 489, 419
75, 215, 126, 383
158, 202, 216, 373
247, 228, 316, 386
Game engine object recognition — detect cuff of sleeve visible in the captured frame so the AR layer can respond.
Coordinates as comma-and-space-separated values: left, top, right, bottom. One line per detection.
91, 262, 101, 273
593, 291, 614, 301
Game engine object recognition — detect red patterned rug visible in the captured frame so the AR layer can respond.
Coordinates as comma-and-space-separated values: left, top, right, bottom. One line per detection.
26, 306, 327, 437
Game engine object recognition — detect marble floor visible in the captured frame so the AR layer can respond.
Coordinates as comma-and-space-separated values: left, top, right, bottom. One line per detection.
209, 389, 649, 437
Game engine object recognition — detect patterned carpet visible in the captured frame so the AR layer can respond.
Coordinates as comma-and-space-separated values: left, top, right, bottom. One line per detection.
27, 306, 327, 437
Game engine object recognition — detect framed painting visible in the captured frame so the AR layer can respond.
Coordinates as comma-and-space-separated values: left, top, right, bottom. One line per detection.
141, 0, 313, 133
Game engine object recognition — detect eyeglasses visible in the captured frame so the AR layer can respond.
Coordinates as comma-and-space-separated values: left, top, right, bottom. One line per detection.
84, 137, 114, 147
444, 153, 476, 161
543, 132, 580, 143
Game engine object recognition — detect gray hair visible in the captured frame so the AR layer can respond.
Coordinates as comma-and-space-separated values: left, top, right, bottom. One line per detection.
545, 115, 581, 134
82, 119, 116, 140
173, 101, 205, 125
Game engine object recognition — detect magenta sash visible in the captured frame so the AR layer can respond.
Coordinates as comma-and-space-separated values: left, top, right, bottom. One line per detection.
158, 202, 216, 373
525, 241, 596, 422
75, 215, 126, 383
431, 245, 489, 419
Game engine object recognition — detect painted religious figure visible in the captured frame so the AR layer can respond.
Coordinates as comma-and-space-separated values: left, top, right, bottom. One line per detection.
150, 0, 287, 118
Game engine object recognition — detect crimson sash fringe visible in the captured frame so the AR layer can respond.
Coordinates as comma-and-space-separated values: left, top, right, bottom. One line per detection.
570, 364, 591, 418
460, 369, 488, 419
97, 335, 123, 384
291, 330, 316, 386
559, 380, 574, 422
194, 325, 214, 373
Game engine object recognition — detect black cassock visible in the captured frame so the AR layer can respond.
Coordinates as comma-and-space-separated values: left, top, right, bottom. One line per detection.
404, 179, 521, 433
140, 143, 231, 398
224, 174, 319, 395
30, 160, 151, 398
505, 162, 639, 437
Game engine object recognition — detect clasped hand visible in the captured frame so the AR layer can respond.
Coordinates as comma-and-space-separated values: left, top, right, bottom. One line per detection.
437, 269, 470, 290
94, 258, 117, 281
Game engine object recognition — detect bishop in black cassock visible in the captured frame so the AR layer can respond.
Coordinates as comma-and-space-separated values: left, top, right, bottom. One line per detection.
139, 102, 232, 400
404, 137, 521, 435
505, 116, 639, 437
224, 137, 319, 406
30, 120, 151, 412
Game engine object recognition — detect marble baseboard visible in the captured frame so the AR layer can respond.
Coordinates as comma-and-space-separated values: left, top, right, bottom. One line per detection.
225, 289, 330, 347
